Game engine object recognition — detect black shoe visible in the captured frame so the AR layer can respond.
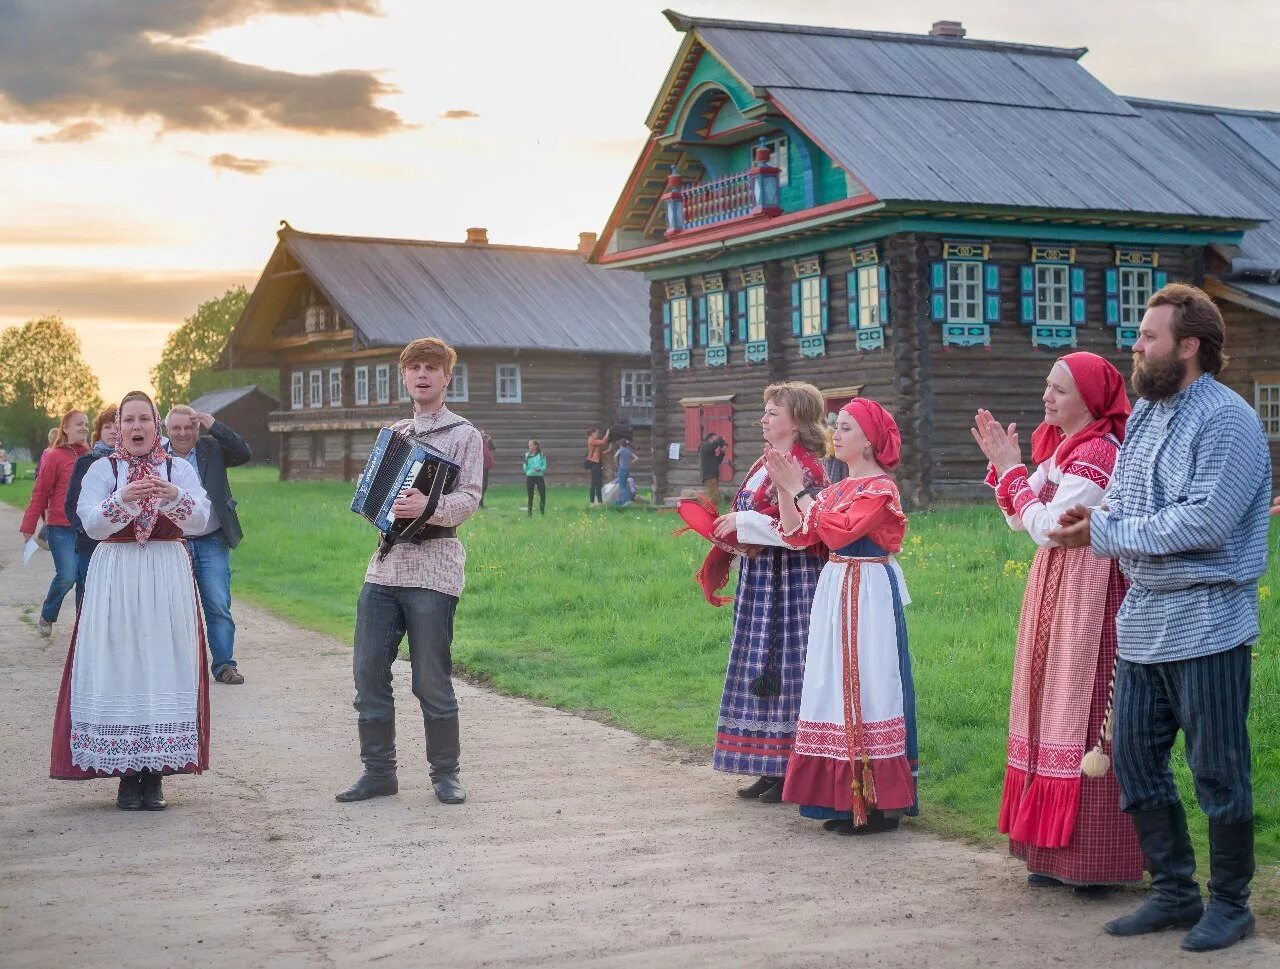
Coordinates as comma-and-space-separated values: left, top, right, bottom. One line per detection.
842, 809, 900, 836
1028, 873, 1065, 888
425, 715, 466, 805
1105, 803, 1203, 936
1181, 819, 1256, 952
757, 779, 784, 803
116, 774, 143, 811
823, 819, 856, 834
335, 719, 399, 802
736, 777, 776, 799
139, 771, 167, 811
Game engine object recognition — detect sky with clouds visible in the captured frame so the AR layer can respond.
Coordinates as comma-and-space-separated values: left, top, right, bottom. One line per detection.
1, 0, 1276, 403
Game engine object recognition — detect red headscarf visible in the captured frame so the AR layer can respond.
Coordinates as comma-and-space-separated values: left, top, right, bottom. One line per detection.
841, 398, 901, 470
1030, 352, 1130, 468
111, 394, 168, 547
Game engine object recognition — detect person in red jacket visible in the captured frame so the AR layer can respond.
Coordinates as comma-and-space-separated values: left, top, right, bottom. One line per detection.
21, 410, 90, 637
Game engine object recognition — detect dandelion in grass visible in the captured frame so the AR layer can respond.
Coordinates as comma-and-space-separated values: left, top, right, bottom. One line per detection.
1260, 585, 1271, 601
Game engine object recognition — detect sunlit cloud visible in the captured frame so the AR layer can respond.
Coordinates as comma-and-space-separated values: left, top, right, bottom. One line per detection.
210, 152, 276, 175
439, 109, 479, 120
34, 120, 105, 144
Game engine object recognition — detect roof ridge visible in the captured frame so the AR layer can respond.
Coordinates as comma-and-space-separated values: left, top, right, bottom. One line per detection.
663, 8, 1087, 60
1125, 96, 1280, 122
279, 225, 585, 257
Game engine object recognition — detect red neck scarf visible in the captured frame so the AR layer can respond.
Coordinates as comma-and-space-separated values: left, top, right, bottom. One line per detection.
1030, 352, 1130, 468
111, 399, 168, 547
841, 398, 901, 470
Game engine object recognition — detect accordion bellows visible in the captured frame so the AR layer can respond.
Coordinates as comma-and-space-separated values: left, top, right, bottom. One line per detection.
351, 427, 461, 540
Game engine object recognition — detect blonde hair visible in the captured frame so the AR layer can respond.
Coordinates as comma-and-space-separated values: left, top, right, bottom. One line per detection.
399, 337, 457, 374
166, 403, 197, 428
763, 382, 827, 458
52, 410, 86, 449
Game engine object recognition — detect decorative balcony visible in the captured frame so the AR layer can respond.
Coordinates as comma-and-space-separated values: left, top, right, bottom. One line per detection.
663, 140, 782, 237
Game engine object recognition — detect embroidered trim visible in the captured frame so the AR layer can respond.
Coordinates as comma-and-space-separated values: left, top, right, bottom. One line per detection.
717, 716, 799, 733
1007, 734, 1085, 778
164, 490, 196, 522
795, 718, 907, 759
1062, 461, 1110, 490
99, 493, 133, 525
70, 720, 199, 772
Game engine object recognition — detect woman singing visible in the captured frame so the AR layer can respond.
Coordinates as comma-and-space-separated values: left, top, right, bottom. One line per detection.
972, 351, 1142, 893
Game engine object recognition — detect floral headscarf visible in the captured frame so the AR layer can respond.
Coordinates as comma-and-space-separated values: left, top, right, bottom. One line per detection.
111, 392, 168, 546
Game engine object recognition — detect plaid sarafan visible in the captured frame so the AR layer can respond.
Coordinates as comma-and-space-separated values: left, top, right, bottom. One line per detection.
713, 486, 824, 777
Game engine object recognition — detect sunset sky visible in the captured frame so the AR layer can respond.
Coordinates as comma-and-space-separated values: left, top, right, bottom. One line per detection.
2, 0, 1276, 404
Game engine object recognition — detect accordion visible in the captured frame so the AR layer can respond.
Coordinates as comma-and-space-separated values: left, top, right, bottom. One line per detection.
351, 427, 462, 553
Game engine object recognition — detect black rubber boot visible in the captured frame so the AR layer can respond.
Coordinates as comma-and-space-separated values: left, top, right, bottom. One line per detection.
139, 770, 167, 811
1104, 803, 1203, 936
116, 774, 143, 811
1181, 819, 1256, 951
425, 715, 466, 805
736, 777, 776, 799
335, 719, 399, 802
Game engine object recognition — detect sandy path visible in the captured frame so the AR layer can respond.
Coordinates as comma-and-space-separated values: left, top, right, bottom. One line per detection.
0, 504, 1273, 968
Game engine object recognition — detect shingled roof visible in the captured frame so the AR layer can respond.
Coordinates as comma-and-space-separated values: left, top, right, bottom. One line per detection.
232, 226, 651, 361
659, 10, 1266, 223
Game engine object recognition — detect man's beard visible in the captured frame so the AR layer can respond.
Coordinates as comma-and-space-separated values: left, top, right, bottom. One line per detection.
1131, 350, 1186, 400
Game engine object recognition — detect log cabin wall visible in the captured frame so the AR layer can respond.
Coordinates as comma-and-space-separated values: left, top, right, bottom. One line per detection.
922, 239, 1204, 499
274, 348, 653, 486
1216, 302, 1280, 489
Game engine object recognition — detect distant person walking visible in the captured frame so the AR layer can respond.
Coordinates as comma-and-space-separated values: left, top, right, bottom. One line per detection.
699, 431, 727, 509
585, 425, 610, 507
479, 429, 495, 508
523, 440, 547, 516
166, 404, 253, 685
613, 439, 635, 507
64, 406, 119, 609
20, 410, 90, 637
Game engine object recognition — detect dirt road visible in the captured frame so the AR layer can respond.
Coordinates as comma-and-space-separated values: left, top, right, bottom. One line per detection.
0, 504, 1274, 968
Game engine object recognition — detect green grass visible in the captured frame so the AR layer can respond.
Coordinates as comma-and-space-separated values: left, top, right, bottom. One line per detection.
5, 468, 1278, 896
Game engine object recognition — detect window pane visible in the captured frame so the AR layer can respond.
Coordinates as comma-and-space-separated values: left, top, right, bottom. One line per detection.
800, 276, 822, 336
670, 299, 688, 350
707, 295, 725, 346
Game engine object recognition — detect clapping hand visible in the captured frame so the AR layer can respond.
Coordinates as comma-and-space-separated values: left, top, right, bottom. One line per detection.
763, 446, 804, 497
1047, 504, 1093, 548
970, 409, 1021, 476
1272, 496, 1280, 518
120, 477, 177, 504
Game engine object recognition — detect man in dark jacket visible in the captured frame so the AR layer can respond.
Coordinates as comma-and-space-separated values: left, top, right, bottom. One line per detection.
166, 404, 252, 684
698, 431, 727, 509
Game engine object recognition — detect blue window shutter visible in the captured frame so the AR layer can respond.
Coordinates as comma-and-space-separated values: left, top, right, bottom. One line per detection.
662, 300, 671, 350
1105, 269, 1119, 326
984, 263, 1000, 324
736, 290, 748, 342
1020, 265, 1035, 324
685, 297, 696, 349
877, 265, 889, 326
720, 293, 732, 345
697, 295, 708, 347
819, 276, 829, 333
847, 270, 859, 328
1070, 267, 1086, 325
1154, 269, 1168, 290
930, 261, 946, 322
791, 281, 801, 336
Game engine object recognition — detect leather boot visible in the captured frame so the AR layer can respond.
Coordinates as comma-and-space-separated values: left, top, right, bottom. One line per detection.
335, 719, 399, 802
425, 715, 466, 804
1105, 802, 1203, 936
736, 776, 776, 799
139, 770, 167, 811
1181, 819, 1256, 951
116, 774, 143, 811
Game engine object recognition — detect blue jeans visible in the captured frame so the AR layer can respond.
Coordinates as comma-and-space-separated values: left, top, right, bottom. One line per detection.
353, 582, 458, 722
187, 531, 237, 674
40, 525, 78, 623
614, 466, 633, 505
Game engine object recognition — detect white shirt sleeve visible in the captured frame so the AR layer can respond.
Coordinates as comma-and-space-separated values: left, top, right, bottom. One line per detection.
1013, 469, 1106, 548
995, 463, 1047, 533
734, 510, 790, 547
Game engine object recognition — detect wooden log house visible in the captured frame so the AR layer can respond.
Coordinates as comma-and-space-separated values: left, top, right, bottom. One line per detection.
222, 225, 654, 483
592, 11, 1280, 505
186, 384, 279, 465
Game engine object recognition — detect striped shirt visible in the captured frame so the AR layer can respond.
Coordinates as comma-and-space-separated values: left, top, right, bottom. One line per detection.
363, 405, 484, 598
1090, 373, 1271, 663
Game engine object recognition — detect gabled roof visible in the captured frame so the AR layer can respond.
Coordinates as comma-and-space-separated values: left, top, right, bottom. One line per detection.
233, 226, 651, 359
597, 10, 1268, 261
189, 385, 277, 414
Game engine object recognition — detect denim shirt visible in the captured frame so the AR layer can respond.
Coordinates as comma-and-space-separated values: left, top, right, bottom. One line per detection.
1090, 374, 1271, 663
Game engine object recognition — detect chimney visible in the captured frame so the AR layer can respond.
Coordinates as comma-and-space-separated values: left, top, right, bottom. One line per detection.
465, 227, 489, 245
929, 20, 966, 39
578, 231, 598, 258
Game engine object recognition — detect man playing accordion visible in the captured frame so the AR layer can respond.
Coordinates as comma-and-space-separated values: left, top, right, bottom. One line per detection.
336, 337, 484, 807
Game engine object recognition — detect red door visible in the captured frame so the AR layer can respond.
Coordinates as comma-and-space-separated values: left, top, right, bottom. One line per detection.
702, 403, 735, 483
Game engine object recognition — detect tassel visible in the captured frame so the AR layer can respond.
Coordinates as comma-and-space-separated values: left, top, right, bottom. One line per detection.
860, 753, 877, 808
850, 779, 869, 827
1081, 746, 1110, 778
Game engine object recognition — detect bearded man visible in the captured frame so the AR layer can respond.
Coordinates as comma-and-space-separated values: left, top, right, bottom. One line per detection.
1050, 283, 1270, 952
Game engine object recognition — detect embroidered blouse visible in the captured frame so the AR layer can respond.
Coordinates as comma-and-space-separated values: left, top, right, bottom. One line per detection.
76, 456, 211, 541
985, 436, 1118, 548
777, 474, 907, 553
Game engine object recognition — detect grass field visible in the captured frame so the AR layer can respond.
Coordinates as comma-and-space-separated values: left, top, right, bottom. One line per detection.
5, 467, 1278, 889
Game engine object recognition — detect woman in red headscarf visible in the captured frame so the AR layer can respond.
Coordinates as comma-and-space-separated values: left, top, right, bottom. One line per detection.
972, 351, 1142, 893
765, 398, 918, 835
50, 391, 212, 812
